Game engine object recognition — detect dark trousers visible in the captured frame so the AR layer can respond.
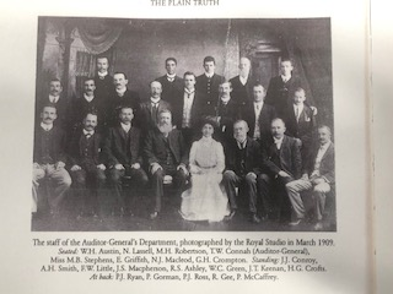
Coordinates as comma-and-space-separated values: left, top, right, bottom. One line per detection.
151, 167, 187, 213
222, 170, 258, 213
258, 173, 293, 220
71, 167, 106, 215
108, 167, 148, 210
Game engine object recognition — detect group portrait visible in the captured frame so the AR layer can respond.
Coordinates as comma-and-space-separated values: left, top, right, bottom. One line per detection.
32, 17, 335, 231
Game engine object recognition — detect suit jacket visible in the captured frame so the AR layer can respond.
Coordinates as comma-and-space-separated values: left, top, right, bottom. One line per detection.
229, 75, 255, 107
241, 102, 276, 141
225, 137, 262, 176
67, 128, 105, 167
284, 103, 316, 148
171, 90, 206, 129
265, 75, 302, 115
107, 88, 141, 127
37, 95, 70, 129
304, 142, 335, 184
144, 128, 188, 167
139, 99, 172, 133
262, 135, 302, 180
103, 125, 143, 167
196, 73, 225, 107
68, 96, 106, 132
94, 74, 114, 101
155, 75, 184, 105
33, 125, 67, 164
216, 98, 241, 137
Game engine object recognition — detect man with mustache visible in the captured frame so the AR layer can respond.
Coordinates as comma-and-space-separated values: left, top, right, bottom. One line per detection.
103, 106, 148, 216
258, 118, 302, 221
68, 78, 105, 132
37, 79, 69, 129
67, 111, 107, 218
107, 72, 141, 127
285, 125, 335, 230
139, 81, 172, 134
32, 104, 72, 217
144, 109, 188, 219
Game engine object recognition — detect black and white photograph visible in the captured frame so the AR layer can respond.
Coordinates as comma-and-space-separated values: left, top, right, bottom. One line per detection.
31, 17, 335, 232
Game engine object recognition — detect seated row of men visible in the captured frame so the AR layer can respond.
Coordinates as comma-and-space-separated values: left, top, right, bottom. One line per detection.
32, 101, 334, 230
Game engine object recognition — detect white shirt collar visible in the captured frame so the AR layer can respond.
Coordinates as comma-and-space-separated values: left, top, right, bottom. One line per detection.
97, 71, 108, 77
120, 122, 131, 132
281, 75, 292, 82
83, 93, 95, 103
205, 73, 214, 78
49, 94, 59, 103
40, 122, 53, 131
220, 96, 231, 104
150, 97, 161, 104
320, 141, 331, 150
237, 139, 247, 149
239, 75, 248, 85
166, 73, 176, 79
184, 88, 195, 95
83, 129, 95, 136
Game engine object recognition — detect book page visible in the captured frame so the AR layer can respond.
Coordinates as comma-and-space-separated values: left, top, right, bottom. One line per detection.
0, 0, 372, 293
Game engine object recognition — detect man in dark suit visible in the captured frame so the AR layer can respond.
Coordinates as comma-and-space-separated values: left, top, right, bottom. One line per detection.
196, 56, 225, 108
32, 104, 72, 217
258, 118, 302, 221
265, 58, 316, 117
139, 81, 172, 134
144, 109, 188, 219
155, 57, 183, 105
222, 120, 262, 223
241, 83, 276, 143
94, 56, 114, 103
68, 111, 106, 218
37, 79, 69, 130
107, 72, 141, 127
171, 71, 206, 147
229, 57, 254, 107
68, 78, 106, 133
283, 87, 316, 163
103, 106, 148, 216
214, 81, 241, 145
285, 125, 335, 230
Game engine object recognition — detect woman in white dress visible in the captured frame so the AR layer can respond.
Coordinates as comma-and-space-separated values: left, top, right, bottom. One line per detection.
180, 119, 229, 222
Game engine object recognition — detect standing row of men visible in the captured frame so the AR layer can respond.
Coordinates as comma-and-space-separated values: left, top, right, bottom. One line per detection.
33, 55, 334, 230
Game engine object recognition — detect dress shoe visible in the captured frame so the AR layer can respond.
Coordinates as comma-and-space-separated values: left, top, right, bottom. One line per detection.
224, 210, 236, 221
289, 218, 304, 226
313, 222, 324, 231
150, 211, 160, 219
250, 213, 261, 224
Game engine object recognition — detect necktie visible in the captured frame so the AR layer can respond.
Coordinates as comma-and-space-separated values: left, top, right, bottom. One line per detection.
295, 107, 300, 122
151, 103, 158, 124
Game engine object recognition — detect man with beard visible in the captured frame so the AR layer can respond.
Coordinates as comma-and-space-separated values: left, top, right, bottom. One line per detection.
32, 104, 72, 217
258, 118, 302, 221
107, 72, 141, 127
285, 125, 335, 230
67, 111, 107, 218
229, 57, 254, 107
37, 79, 69, 129
144, 109, 188, 219
222, 120, 262, 223
155, 57, 183, 105
94, 56, 114, 102
103, 106, 148, 216
139, 81, 172, 134
68, 78, 106, 132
